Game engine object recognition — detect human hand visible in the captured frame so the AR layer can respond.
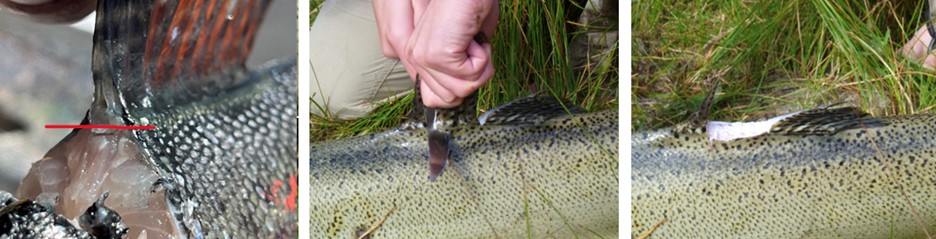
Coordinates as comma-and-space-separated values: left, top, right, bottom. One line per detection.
374, 0, 499, 108
0, 0, 97, 23
901, 25, 936, 69
373, 0, 420, 60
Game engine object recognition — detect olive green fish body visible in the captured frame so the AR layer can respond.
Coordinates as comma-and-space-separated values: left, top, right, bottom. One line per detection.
311, 110, 619, 238
632, 114, 936, 238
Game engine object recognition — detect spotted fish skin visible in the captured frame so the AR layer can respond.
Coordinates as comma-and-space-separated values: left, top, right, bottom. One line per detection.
134, 60, 298, 238
311, 108, 619, 238
140, 60, 298, 237
91, 0, 298, 237
0, 192, 90, 239
632, 113, 936, 238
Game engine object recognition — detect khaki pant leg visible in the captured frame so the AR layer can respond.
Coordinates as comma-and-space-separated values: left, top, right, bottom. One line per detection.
309, 0, 412, 119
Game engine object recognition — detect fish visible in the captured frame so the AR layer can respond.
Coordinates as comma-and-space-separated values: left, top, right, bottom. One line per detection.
310, 94, 619, 238
2, 0, 298, 238
632, 105, 936, 238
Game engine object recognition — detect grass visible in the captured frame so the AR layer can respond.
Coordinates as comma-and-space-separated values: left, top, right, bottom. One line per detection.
310, 0, 323, 25
310, 0, 619, 142
633, 0, 936, 132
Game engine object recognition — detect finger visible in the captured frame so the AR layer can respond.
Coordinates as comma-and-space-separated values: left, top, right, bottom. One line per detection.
925, 56, 936, 69
419, 70, 459, 104
420, 82, 463, 108
424, 67, 484, 100
373, 0, 395, 57
411, 0, 430, 22
7, 0, 51, 4
476, 43, 496, 86
374, 0, 414, 59
0, 0, 96, 23
901, 27, 928, 59
415, 38, 486, 79
462, 39, 492, 81
417, 40, 491, 99
399, 54, 421, 82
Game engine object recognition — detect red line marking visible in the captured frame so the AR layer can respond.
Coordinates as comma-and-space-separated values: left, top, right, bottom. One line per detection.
44, 125, 156, 130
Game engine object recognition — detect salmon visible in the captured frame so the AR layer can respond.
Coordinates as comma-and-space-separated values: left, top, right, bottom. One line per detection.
311, 95, 619, 238
632, 105, 936, 238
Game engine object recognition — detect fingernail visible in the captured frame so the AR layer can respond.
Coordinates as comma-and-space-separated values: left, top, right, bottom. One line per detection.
8, 0, 53, 4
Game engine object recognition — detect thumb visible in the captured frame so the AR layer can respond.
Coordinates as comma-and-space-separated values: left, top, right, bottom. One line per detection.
420, 82, 463, 108
464, 40, 493, 82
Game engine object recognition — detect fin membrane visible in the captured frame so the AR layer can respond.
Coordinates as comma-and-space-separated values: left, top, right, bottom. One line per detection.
672, 82, 719, 134
92, 0, 271, 119
478, 94, 586, 125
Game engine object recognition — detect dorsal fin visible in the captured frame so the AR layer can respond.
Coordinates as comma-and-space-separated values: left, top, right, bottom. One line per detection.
769, 104, 885, 135
477, 94, 586, 125
673, 82, 719, 134
697, 104, 886, 142
703, 104, 887, 141
154, 0, 270, 82
90, 0, 270, 124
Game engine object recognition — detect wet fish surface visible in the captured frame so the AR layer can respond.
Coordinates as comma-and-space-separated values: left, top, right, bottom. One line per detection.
1, 191, 93, 239
311, 96, 619, 238
2, 0, 298, 238
632, 106, 936, 238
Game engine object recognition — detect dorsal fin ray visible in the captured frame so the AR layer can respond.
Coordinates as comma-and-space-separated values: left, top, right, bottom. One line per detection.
769, 104, 886, 135
90, 0, 270, 124
478, 94, 586, 125
703, 104, 887, 142
673, 82, 719, 134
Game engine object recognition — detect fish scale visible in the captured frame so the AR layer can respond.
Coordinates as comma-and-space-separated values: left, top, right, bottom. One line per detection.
134, 60, 298, 238
0, 191, 91, 239
632, 113, 936, 238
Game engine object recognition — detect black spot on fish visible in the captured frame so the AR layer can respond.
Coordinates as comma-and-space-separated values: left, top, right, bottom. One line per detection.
79, 192, 128, 239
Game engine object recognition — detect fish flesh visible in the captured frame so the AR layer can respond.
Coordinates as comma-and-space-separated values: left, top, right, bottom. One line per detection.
632, 105, 936, 238
3, 0, 298, 238
310, 96, 619, 238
